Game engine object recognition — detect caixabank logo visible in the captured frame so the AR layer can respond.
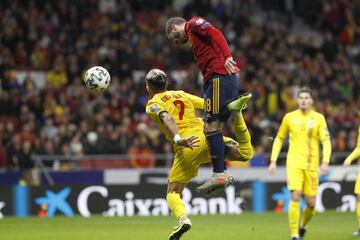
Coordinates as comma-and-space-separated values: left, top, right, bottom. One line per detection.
30, 184, 246, 217
7, 181, 359, 217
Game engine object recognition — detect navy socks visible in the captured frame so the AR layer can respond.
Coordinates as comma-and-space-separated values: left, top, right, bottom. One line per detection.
206, 132, 225, 173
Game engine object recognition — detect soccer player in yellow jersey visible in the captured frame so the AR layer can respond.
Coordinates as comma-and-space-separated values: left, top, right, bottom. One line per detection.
145, 69, 253, 240
343, 127, 360, 237
268, 87, 331, 240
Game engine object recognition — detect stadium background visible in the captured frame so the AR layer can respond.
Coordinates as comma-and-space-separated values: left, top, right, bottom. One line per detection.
0, 0, 360, 227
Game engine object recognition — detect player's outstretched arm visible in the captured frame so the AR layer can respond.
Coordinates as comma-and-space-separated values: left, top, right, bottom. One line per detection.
344, 147, 360, 167
159, 111, 200, 149
344, 128, 360, 167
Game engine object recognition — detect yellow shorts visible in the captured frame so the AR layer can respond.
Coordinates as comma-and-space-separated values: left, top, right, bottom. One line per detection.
355, 172, 360, 194
286, 167, 318, 196
169, 128, 234, 184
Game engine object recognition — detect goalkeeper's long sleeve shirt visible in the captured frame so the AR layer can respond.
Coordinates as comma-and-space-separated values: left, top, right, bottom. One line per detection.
271, 109, 331, 170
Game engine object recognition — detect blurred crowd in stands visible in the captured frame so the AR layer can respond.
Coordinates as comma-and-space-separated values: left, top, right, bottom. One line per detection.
0, 0, 359, 172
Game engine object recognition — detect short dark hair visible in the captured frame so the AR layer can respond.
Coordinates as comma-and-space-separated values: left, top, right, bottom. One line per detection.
165, 17, 186, 35
298, 87, 312, 97
145, 69, 168, 91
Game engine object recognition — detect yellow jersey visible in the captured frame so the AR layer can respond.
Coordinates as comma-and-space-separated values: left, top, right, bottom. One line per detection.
344, 127, 360, 165
146, 90, 204, 144
271, 109, 331, 170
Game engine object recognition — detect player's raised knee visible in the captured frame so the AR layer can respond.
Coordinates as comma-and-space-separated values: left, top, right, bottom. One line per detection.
240, 148, 253, 162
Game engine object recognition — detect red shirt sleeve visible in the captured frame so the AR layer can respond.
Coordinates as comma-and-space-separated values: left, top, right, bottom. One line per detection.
187, 17, 211, 36
187, 17, 232, 59
207, 27, 232, 59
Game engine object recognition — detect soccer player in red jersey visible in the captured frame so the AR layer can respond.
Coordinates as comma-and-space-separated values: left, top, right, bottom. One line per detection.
166, 16, 253, 194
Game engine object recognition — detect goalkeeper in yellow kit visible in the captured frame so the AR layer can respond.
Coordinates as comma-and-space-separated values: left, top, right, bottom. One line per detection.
268, 87, 331, 240
343, 127, 360, 237
145, 69, 253, 240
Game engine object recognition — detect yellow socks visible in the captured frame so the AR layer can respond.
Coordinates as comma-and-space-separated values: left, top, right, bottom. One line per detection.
233, 113, 253, 160
357, 201, 360, 229
289, 200, 300, 237
167, 192, 186, 220
301, 206, 315, 228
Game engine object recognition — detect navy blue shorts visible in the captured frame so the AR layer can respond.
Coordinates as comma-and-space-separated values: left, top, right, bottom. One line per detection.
203, 73, 240, 123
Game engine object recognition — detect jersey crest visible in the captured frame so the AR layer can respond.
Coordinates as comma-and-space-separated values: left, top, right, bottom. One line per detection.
308, 119, 315, 128
150, 104, 161, 114
195, 18, 210, 30
195, 18, 204, 25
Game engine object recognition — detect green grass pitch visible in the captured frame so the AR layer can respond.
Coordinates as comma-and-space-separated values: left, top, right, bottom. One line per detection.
0, 211, 356, 240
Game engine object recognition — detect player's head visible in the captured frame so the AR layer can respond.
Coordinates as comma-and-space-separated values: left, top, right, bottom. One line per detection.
297, 87, 313, 111
165, 17, 188, 46
145, 69, 168, 96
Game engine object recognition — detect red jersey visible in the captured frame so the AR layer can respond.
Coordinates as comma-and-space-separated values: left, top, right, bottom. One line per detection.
184, 16, 240, 82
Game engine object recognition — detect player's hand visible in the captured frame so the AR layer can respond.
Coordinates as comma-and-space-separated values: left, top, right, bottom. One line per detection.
320, 162, 329, 176
224, 57, 237, 74
177, 136, 200, 150
343, 161, 350, 168
268, 162, 277, 175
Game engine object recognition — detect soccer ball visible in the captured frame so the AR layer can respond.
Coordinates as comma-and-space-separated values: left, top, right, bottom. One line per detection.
83, 66, 111, 92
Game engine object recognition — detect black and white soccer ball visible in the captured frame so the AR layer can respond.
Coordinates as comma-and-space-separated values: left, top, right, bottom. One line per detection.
84, 66, 111, 92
